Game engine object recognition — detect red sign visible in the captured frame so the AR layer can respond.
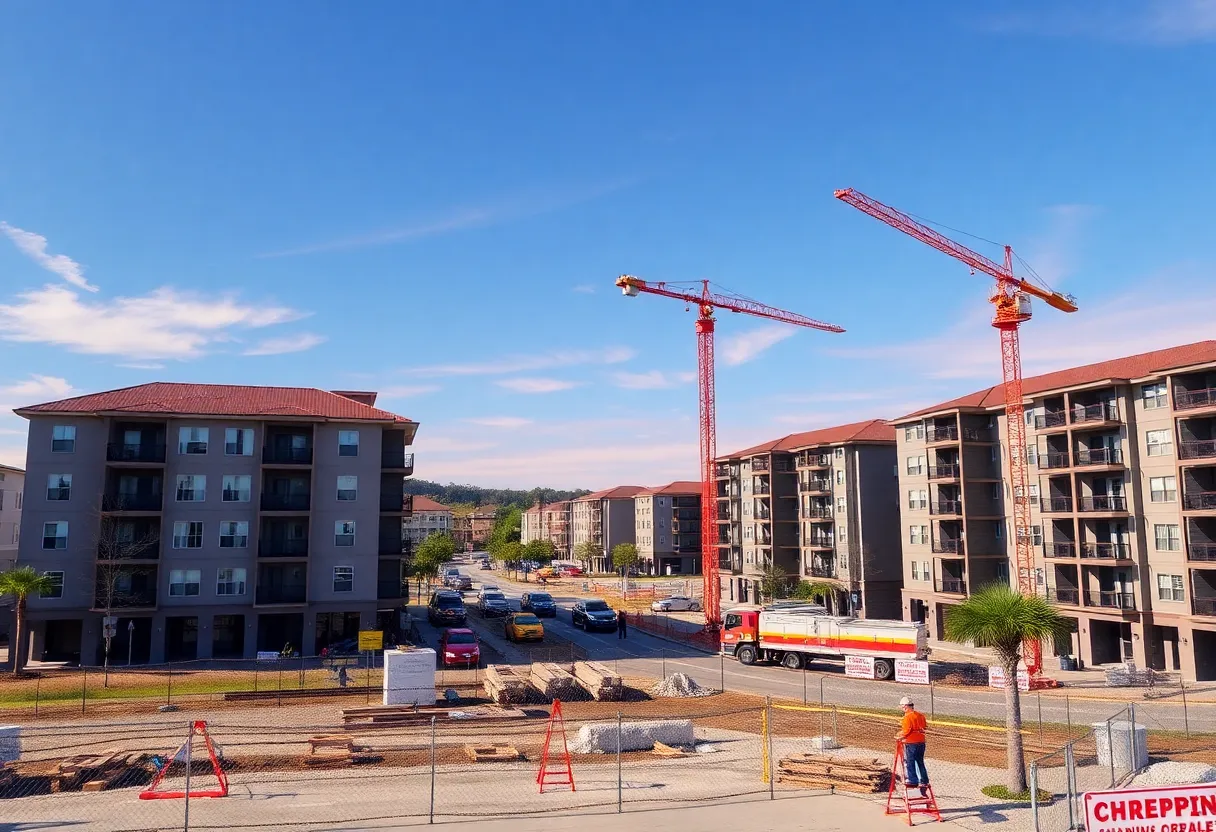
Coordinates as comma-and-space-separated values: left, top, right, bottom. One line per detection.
895, 659, 930, 685
988, 665, 1030, 692
845, 655, 875, 679
1084, 783, 1216, 832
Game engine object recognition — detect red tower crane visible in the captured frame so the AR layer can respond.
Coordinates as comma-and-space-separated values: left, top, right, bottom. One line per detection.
615, 276, 845, 626
833, 189, 1078, 678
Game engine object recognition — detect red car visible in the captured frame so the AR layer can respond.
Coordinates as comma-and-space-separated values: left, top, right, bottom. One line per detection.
439, 628, 480, 667
558, 566, 584, 577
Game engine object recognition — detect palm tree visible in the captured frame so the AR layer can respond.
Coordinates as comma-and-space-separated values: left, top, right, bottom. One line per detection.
944, 584, 1070, 792
0, 566, 54, 676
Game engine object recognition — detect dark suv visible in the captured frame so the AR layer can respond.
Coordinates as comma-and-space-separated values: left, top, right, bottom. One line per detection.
572, 599, 617, 632
520, 592, 557, 617
428, 591, 467, 626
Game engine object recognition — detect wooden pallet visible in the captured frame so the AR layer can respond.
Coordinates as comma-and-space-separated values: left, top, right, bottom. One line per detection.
51, 751, 147, 793
776, 755, 890, 794
465, 744, 521, 763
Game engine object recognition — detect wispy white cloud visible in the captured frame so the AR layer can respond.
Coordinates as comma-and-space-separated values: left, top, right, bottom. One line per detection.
572, 285, 596, 294
978, 0, 1216, 45
243, 332, 327, 356
720, 325, 796, 366
495, 377, 581, 394
378, 384, 441, 399
403, 347, 635, 377
1022, 204, 1096, 289
464, 416, 534, 429
0, 284, 307, 360
0, 374, 74, 401
117, 362, 166, 370
611, 370, 696, 390
1, 222, 99, 292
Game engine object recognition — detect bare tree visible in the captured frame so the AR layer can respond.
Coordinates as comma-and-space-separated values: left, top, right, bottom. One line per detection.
90, 504, 160, 683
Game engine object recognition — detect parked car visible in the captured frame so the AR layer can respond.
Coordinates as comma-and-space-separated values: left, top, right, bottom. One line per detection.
651, 595, 701, 613
320, 637, 359, 658
558, 566, 584, 577
536, 567, 557, 579
478, 591, 511, 618
452, 575, 473, 592
479, 561, 493, 570
520, 592, 557, 617
505, 613, 544, 643
439, 628, 480, 667
428, 591, 467, 626
572, 599, 617, 632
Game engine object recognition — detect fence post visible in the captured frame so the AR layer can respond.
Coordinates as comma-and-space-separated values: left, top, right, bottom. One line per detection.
1064, 742, 1077, 831
277, 662, 283, 707
1065, 695, 1071, 737
254, 663, 259, 694
617, 711, 623, 814
167, 663, 173, 706
760, 702, 770, 783
1106, 720, 1115, 787
802, 669, 807, 705
429, 716, 437, 824
1128, 704, 1139, 776
81, 665, 86, 715
832, 705, 839, 747
929, 682, 935, 719
1037, 693, 1044, 745
719, 651, 725, 692
34, 675, 40, 719
1030, 761, 1041, 832
184, 726, 193, 832
767, 696, 775, 800
365, 653, 371, 705
1181, 683, 1190, 739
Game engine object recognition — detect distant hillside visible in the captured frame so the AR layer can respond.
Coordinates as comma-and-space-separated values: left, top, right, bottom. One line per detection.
403, 479, 591, 510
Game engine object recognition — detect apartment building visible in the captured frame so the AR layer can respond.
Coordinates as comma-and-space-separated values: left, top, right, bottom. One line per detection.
571, 486, 643, 573
14, 383, 418, 665
402, 496, 452, 549
715, 420, 900, 617
634, 482, 702, 576
521, 501, 572, 558
452, 505, 497, 552
895, 341, 1216, 682
0, 464, 24, 571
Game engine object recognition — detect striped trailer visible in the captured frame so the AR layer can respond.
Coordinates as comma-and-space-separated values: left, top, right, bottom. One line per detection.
720, 604, 927, 680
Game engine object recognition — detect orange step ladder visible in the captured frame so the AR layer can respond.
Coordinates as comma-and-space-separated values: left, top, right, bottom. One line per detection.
140, 721, 228, 799
885, 741, 941, 825
536, 699, 575, 793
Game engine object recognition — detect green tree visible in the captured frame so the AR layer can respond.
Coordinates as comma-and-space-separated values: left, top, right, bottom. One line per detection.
494, 541, 524, 577
791, 580, 836, 603
522, 539, 556, 565
0, 566, 54, 676
610, 543, 639, 573
758, 563, 790, 602
413, 532, 456, 595
944, 584, 1070, 793
486, 508, 522, 559
573, 541, 598, 568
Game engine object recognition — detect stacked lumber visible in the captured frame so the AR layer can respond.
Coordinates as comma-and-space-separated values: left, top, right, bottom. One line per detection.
340, 703, 528, 730
52, 751, 147, 793
304, 735, 378, 767
465, 744, 521, 762
572, 661, 623, 701
484, 664, 533, 705
529, 663, 583, 701
776, 755, 890, 794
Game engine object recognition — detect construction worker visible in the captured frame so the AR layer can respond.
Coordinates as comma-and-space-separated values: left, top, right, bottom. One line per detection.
896, 695, 929, 796
616, 610, 628, 640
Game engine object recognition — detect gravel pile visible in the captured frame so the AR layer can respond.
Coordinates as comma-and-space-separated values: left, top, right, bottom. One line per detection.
649, 673, 713, 698
1133, 761, 1216, 786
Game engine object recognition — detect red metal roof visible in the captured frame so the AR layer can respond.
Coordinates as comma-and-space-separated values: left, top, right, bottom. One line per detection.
574, 485, 647, 502
638, 480, 703, 496
719, 419, 895, 459
897, 340, 1216, 421
15, 382, 412, 423
410, 496, 452, 512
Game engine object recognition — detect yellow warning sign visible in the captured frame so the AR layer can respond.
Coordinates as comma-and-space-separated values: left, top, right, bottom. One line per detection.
357, 630, 383, 651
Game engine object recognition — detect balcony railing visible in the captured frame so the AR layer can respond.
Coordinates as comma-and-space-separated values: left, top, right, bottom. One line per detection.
751, 458, 770, 473
1046, 542, 1076, 558
1180, 440, 1216, 460
801, 479, 831, 493
962, 428, 995, 442
1086, 590, 1136, 610
803, 507, 833, 520
714, 462, 731, 478
259, 538, 308, 558
380, 493, 411, 512
1042, 452, 1071, 469
806, 561, 836, 578
931, 538, 965, 555
1081, 542, 1130, 560
97, 536, 161, 560
805, 537, 834, 549
1075, 447, 1123, 466
935, 578, 966, 595
1187, 543, 1216, 562
929, 500, 962, 515
1073, 403, 1120, 424
1035, 411, 1067, 429
1040, 496, 1073, 513
381, 451, 415, 473
94, 589, 158, 610
106, 443, 166, 463
262, 445, 313, 465
102, 492, 163, 512
377, 580, 409, 600
261, 493, 310, 511
1193, 597, 1216, 617
379, 537, 409, 556
255, 586, 307, 605
928, 464, 960, 480
774, 458, 796, 473
753, 482, 771, 495
1175, 388, 1216, 411
1079, 495, 1128, 512
1183, 491, 1216, 511
1052, 588, 1080, 605
925, 426, 959, 443
798, 453, 831, 468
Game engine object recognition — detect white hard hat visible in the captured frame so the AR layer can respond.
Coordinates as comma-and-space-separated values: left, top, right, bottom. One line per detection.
899, 696, 914, 706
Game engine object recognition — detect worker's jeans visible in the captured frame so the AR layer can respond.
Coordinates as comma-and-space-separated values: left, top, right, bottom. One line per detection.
904, 742, 929, 787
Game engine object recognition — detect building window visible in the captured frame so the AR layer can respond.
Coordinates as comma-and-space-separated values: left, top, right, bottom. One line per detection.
921, 561, 930, 581
838, 525, 847, 543
335, 521, 355, 547
179, 427, 209, 455
1154, 524, 1180, 551
1150, 476, 1177, 503
836, 496, 846, 513
904, 424, 924, 441
836, 469, 845, 485
1156, 573, 1184, 602
221, 474, 251, 502
173, 521, 204, 549
908, 525, 928, 545
996, 561, 1010, 584
47, 474, 72, 501
219, 521, 249, 548
333, 566, 354, 592
995, 523, 1003, 540
1031, 525, 1043, 545
216, 567, 247, 596
225, 428, 254, 456
337, 475, 358, 502
40, 571, 64, 599
1026, 445, 1038, 466
175, 474, 207, 502
51, 425, 76, 453
911, 561, 921, 580
906, 456, 925, 476
338, 430, 359, 457
835, 447, 845, 459
42, 521, 68, 550
1024, 407, 1035, 426
1146, 429, 1173, 457
1142, 382, 1167, 410
169, 569, 201, 597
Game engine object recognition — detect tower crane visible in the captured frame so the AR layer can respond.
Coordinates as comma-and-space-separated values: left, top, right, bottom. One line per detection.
833, 188, 1078, 678
616, 276, 845, 627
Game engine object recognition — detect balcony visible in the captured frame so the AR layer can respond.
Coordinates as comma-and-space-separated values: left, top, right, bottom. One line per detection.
255, 586, 307, 606
798, 453, 831, 468
928, 464, 960, 480
1052, 587, 1081, 605
259, 537, 308, 558
1085, 590, 1136, 610
751, 458, 770, 473
931, 538, 965, 555
262, 445, 313, 465
97, 535, 160, 561
261, 493, 310, 511
753, 481, 771, 495
102, 492, 163, 512
1188, 543, 1216, 562
714, 462, 731, 478
93, 566, 158, 610
1041, 452, 1071, 469
379, 535, 408, 556
380, 493, 412, 512
962, 427, 995, 442
1194, 598, 1216, 617
1080, 542, 1130, 560
377, 580, 409, 601
806, 559, 836, 579
1075, 448, 1123, 467
1035, 411, 1068, 430
1175, 388, 1216, 411
1040, 496, 1074, 513
773, 458, 796, 473
380, 451, 415, 475
801, 479, 831, 493
1072, 403, 1120, 425
106, 443, 167, 463
925, 425, 959, 443
803, 507, 834, 521
1183, 491, 1216, 511
1078, 495, 1128, 513
804, 536, 834, 550
929, 500, 962, 516
1180, 440, 1216, 461
935, 578, 966, 595
1045, 542, 1076, 558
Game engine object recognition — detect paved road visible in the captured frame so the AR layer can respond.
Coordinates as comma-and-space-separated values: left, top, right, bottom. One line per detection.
451, 559, 1213, 733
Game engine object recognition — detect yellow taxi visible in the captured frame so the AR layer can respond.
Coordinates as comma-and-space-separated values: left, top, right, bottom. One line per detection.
505, 612, 544, 643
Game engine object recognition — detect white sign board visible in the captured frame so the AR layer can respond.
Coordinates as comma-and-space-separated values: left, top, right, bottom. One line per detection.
895, 659, 931, 685
844, 655, 875, 680
1083, 783, 1216, 832
102, 616, 118, 639
256, 651, 281, 662
988, 665, 1030, 692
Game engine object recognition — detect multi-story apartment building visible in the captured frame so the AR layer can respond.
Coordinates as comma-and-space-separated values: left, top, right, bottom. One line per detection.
571, 486, 643, 573
13, 383, 418, 665
715, 420, 900, 617
521, 501, 572, 558
452, 505, 497, 552
634, 482, 701, 576
894, 341, 1216, 682
402, 496, 452, 549
0, 463, 24, 571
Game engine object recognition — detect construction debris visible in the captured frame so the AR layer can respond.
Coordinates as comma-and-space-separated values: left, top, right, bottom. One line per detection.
529, 663, 583, 701
652, 741, 687, 758
649, 673, 712, 698
465, 744, 521, 763
776, 755, 889, 794
341, 703, 527, 730
1133, 761, 1216, 786
304, 736, 379, 767
483, 665, 533, 704
572, 661, 624, 701
51, 751, 149, 793
569, 719, 695, 754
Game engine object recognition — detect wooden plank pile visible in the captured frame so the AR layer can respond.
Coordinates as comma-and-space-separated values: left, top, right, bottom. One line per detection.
52, 750, 148, 793
776, 755, 890, 794
304, 735, 379, 767
529, 663, 583, 701
572, 661, 624, 701
341, 703, 528, 730
484, 665, 533, 705
464, 744, 521, 763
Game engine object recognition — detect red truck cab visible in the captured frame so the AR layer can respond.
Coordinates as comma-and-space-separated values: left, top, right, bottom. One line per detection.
720, 608, 759, 653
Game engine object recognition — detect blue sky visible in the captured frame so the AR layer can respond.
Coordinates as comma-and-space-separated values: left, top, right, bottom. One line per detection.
2, 1, 1215, 488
